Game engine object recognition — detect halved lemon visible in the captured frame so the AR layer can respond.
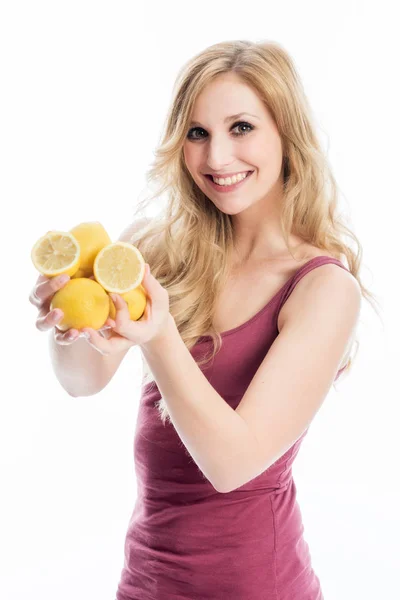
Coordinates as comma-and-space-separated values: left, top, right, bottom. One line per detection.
93, 242, 145, 294
31, 231, 81, 278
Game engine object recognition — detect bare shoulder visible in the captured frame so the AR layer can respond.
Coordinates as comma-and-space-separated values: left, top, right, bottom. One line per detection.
282, 260, 362, 329
118, 217, 152, 243
278, 246, 362, 332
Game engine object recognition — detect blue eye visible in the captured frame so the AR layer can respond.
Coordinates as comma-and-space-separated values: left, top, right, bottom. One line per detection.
187, 121, 254, 140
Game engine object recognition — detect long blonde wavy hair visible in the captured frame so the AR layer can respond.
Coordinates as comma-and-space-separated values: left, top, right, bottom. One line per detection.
128, 39, 381, 425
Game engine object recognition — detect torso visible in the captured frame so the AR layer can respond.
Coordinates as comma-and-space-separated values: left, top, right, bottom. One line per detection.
205, 245, 337, 337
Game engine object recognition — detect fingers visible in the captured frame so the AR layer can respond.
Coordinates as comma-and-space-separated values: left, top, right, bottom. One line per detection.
36, 305, 65, 332
53, 328, 81, 345
80, 328, 109, 354
109, 294, 136, 337
109, 294, 130, 325
29, 273, 71, 309
110, 294, 128, 314
31, 273, 118, 346
97, 326, 113, 340
35, 304, 80, 345
103, 317, 116, 328
80, 327, 133, 355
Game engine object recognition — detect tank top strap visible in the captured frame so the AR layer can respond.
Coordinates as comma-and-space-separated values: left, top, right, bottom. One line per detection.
276, 255, 349, 315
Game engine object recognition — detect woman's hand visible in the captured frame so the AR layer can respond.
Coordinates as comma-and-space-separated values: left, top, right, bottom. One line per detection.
81, 264, 172, 355
30, 273, 113, 345
30, 273, 81, 344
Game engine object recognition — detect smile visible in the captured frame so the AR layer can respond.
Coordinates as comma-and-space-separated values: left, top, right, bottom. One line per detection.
203, 170, 254, 193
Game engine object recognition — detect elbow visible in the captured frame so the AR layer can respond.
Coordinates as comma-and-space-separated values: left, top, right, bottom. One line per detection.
214, 458, 265, 494
62, 374, 109, 398
214, 480, 241, 494
214, 476, 241, 494
215, 484, 231, 494
65, 387, 102, 398
212, 474, 237, 494
67, 390, 83, 398
66, 389, 86, 398
215, 478, 247, 494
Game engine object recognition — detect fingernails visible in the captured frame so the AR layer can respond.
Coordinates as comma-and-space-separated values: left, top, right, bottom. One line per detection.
52, 309, 62, 319
58, 274, 70, 284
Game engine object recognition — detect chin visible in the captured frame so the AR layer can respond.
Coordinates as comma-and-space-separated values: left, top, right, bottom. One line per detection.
208, 197, 250, 216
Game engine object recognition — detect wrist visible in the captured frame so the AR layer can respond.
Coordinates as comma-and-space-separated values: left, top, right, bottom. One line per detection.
141, 314, 177, 355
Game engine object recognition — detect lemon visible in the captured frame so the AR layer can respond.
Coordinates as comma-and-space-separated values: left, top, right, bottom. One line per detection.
50, 278, 110, 331
93, 242, 145, 294
69, 222, 112, 278
108, 285, 147, 321
71, 268, 87, 279
31, 231, 81, 278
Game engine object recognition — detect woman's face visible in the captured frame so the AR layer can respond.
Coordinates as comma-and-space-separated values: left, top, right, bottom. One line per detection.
183, 72, 284, 216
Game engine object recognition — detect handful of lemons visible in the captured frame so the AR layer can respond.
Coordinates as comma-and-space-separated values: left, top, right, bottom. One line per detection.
31, 221, 147, 331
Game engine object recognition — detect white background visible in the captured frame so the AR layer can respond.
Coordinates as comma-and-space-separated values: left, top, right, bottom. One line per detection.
1, 1, 399, 598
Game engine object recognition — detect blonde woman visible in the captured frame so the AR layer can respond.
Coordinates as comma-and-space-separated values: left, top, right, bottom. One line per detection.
31, 39, 379, 599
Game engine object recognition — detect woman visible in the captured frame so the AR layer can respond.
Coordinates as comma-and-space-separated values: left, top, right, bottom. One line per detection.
31, 39, 379, 599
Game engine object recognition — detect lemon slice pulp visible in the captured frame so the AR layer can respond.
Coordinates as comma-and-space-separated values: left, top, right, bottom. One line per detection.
93, 242, 145, 294
31, 231, 80, 277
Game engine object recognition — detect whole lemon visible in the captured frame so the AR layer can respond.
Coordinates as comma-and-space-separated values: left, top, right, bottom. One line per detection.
71, 268, 87, 278
50, 278, 110, 331
69, 222, 112, 278
109, 285, 147, 321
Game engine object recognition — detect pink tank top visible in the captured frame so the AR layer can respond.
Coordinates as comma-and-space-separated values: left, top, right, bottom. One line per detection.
116, 256, 348, 600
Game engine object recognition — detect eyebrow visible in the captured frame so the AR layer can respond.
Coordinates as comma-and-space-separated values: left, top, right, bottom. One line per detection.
189, 112, 260, 127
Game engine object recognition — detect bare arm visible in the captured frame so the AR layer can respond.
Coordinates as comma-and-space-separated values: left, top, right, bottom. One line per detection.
45, 218, 151, 397
48, 329, 129, 397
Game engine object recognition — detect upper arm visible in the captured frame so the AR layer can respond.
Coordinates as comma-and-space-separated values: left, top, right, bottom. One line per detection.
234, 265, 362, 487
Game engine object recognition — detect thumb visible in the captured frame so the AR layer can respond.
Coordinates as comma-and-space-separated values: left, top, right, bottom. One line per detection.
141, 264, 152, 289
142, 264, 165, 298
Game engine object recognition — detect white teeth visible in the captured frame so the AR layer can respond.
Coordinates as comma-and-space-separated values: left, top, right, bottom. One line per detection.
212, 171, 249, 186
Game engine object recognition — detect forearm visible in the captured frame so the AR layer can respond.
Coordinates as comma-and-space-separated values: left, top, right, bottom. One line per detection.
49, 331, 125, 397
141, 317, 260, 493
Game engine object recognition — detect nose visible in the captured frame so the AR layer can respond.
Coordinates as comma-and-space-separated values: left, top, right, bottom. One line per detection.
205, 134, 235, 172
